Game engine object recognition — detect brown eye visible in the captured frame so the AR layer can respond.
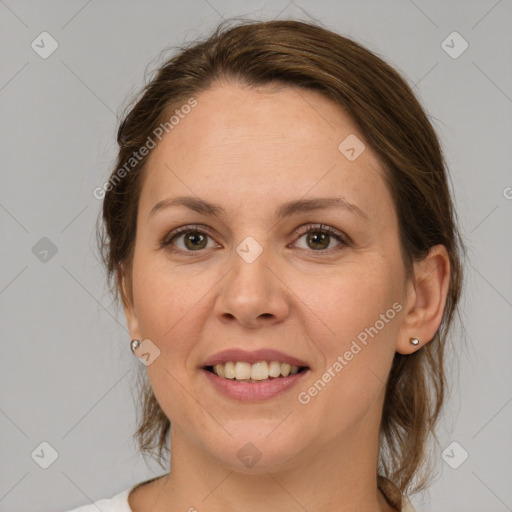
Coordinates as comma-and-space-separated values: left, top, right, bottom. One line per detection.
161, 225, 217, 253
182, 231, 208, 250
305, 231, 331, 250
293, 224, 349, 253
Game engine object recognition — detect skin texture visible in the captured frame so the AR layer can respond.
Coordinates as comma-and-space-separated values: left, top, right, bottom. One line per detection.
123, 83, 450, 512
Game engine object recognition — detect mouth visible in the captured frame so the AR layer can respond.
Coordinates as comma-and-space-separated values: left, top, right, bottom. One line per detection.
200, 348, 311, 400
203, 361, 310, 382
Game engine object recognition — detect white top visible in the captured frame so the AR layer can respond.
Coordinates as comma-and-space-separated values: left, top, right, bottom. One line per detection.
64, 486, 133, 512
64, 480, 417, 512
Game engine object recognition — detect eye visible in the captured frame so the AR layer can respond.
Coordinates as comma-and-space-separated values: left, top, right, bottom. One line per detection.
292, 224, 350, 253
160, 225, 218, 253
160, 223, 350, 255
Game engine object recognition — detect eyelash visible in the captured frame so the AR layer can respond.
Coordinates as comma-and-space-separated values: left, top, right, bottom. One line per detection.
159, 223, 351, 256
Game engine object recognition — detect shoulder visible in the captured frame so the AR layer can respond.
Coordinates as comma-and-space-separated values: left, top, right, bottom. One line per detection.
63, 475, 166, 512
63, 486, 133, 512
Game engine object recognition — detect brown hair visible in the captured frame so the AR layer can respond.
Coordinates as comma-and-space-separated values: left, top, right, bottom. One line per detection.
97, 18, 466, 494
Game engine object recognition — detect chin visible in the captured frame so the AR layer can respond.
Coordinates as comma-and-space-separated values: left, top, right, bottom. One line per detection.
205, 428, 308, 474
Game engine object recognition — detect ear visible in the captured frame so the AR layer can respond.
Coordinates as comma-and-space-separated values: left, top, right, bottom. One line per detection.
396, 244, 451, 354
118, 267, 142, 341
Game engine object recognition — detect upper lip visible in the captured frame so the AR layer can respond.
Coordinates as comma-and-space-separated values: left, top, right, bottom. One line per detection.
202, 348, 310, 368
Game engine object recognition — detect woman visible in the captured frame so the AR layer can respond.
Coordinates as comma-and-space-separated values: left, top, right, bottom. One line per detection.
69, 18, 464, 512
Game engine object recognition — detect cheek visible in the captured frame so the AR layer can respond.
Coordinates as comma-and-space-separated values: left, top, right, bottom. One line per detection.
130, 253, 208, 426
292, 258, 402, 417
292, 256, 402, 348
131, 248, 204, 340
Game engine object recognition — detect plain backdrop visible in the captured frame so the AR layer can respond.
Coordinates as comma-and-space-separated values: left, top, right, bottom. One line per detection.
1, 1, 511, 511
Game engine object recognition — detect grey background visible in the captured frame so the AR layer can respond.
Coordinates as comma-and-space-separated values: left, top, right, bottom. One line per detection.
1, 1, 511, 511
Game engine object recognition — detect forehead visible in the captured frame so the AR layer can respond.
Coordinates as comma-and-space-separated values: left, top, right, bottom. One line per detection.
139, 83, 393, 224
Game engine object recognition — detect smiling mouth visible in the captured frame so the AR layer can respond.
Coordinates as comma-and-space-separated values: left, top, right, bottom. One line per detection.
204, 361, 309, 382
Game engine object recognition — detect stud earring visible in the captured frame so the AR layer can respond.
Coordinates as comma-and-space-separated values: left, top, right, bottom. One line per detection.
130, 339, 141, 354
409, 337, 420, 346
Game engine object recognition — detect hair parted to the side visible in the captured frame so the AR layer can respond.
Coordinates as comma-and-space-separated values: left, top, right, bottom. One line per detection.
97, 18, 466, 494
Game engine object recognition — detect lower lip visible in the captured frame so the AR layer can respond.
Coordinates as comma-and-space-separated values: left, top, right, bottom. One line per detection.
201, 368, 309, 401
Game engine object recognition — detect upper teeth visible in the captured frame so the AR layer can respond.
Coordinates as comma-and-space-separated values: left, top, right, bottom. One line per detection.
213, 361, 301, 380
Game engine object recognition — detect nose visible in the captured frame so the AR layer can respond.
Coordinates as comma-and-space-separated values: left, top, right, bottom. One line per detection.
214, 244, 290, 329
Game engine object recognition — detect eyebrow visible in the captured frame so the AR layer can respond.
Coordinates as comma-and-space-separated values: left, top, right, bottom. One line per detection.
149, 195, 369, 221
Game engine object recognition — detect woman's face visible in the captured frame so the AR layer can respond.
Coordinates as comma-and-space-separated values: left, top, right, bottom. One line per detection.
124, 83, 412, 472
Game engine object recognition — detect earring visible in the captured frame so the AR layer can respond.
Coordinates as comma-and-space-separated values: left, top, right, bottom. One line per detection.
409, 337, 420, 346
130, 339, 141, 354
